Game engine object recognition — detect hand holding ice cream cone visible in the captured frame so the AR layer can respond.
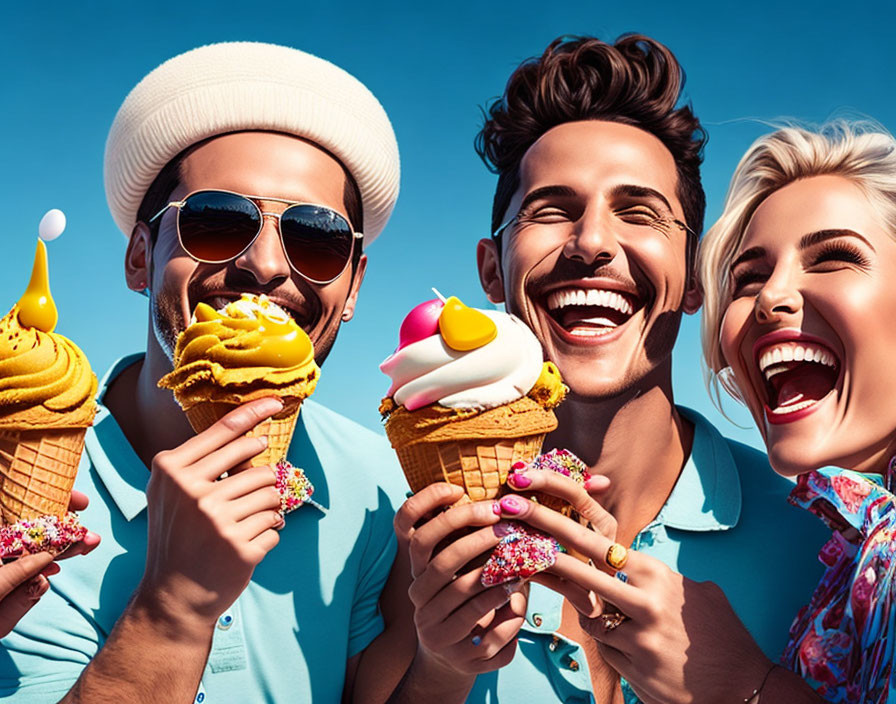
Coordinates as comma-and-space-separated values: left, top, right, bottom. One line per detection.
159, 294, 318, 514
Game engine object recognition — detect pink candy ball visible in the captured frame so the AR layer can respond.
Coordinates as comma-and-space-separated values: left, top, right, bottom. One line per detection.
397, 299, 444, 350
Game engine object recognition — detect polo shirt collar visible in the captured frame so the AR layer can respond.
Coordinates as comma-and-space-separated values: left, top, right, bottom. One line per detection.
657, 406, 741, 532
520, 406, 742, 635
86, 354, 149, 521
86, 353, 328, 521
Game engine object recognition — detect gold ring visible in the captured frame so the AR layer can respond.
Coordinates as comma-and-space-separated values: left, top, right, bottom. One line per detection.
605, 543, 628, 571
598, 610, 628, 632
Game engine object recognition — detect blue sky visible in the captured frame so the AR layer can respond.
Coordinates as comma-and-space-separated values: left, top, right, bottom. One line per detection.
2, 1, 894, 449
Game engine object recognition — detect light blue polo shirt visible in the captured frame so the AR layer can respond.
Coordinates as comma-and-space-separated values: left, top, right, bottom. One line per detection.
467, 406, 830, 703
0, 355, 408, 703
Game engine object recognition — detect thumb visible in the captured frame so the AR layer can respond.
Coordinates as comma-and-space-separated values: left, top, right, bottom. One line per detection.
0, 574, 49, 638
0, 553, 54, 600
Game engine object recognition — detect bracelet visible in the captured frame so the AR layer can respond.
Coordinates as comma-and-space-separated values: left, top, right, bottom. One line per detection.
743, 663, 779, 703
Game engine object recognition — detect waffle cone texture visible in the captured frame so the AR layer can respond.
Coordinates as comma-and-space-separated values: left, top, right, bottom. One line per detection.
384, 396, 557, 501
0, 428, 86, 523
185, 398, 300, 468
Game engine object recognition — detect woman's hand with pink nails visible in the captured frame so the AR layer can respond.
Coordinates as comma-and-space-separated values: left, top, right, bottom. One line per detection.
392, 483, 529, 691
506, 461, 617, 542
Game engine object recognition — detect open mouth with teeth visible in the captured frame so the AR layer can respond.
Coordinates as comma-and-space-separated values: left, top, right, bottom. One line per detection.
757, 341, 840, 422
544, 288, 641, 339
203, 294, 308, 328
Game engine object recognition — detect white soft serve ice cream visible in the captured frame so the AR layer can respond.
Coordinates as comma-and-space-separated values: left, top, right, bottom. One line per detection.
380, 303, 544, 412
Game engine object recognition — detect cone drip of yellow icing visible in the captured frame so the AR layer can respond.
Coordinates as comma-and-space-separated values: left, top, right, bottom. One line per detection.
438, 296, 497, 351
16, 240, 57, 333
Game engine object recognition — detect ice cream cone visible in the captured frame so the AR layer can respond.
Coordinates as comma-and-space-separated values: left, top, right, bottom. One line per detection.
184, 399, 301, 468
395, 435, 545, 501
385, 396, 557, 502
0, 428, 86, 524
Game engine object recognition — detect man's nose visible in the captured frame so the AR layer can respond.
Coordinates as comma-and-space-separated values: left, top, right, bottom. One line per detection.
754, 267, 803, 324
562, 209, 619, 266
234, 214, 291, 285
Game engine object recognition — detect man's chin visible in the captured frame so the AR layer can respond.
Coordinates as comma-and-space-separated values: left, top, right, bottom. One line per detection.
555, 365, 641, 403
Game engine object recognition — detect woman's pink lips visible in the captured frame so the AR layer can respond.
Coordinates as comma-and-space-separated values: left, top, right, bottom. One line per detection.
751, 329, 838, 366
764, 397, 828, 425
752, 330, 841, 426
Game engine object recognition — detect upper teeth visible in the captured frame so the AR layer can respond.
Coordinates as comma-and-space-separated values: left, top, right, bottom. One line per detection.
546, 289, 634, 315
758, 343, 837, 378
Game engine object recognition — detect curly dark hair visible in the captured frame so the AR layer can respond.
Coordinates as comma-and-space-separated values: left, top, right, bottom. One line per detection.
475, 34, 707, 238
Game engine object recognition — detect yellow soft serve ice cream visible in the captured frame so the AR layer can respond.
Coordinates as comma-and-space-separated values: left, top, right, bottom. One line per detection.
0, 231, 97, 556
159, 294, 319, 471
160, 294, 319, 408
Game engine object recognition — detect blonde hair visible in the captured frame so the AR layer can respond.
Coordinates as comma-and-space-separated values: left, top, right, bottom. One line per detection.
699, 120, 896, 405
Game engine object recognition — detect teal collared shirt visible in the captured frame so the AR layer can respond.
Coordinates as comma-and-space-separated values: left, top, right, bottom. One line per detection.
467, 407, 830, 703
0, 355, 408, 703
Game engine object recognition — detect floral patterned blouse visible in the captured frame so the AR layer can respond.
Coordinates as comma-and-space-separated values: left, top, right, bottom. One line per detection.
782, 461, 896, 703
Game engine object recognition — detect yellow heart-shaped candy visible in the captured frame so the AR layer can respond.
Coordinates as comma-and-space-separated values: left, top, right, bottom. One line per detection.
438, 296, 497, 351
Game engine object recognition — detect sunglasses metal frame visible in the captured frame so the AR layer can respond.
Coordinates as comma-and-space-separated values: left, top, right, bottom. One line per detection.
150, 188, 363, 285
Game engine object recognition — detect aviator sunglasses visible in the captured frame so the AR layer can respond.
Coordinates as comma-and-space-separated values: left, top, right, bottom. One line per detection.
150, 189, 363, 285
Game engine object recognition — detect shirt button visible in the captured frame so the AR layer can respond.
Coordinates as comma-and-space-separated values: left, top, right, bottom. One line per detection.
568, 659, 580, 672
532, 613, 543, 627
549, 635, 560, 652
217, 613, 234, 630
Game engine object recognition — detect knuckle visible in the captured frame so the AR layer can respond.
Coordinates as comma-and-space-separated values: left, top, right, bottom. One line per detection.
235, 544, 257, 565
408, 584, 425, 610
265, 529, 281, 552
152, 450, 174, 473
480, 640, 502, 660
408, 533, 430, 568
219, 412, 247, 432
490, 642, 517, 669
641, 599, 662, 622
196, 495, 215, 516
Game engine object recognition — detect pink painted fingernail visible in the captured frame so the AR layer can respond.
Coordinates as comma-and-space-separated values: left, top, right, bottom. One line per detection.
500, 495, 524, 515
508, 472, 532, 489
511, 461, 527, 471
492, 501, 502, 515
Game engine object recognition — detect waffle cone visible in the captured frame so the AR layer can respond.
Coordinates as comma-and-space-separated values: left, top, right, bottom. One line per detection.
395, 434, 545, 501
184, 400, 300, 468
385, 396, 557, 502
0, 428, 86, 523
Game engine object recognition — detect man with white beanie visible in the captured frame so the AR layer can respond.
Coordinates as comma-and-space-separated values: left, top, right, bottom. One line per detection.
0, 42, 413, 703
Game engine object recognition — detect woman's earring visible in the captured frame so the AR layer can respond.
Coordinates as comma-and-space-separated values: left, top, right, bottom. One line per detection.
717, 367, 745, 404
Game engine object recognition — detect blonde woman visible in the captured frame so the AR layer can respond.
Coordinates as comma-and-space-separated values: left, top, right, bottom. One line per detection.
489, 121, 896, 703
699, 120, 896, 702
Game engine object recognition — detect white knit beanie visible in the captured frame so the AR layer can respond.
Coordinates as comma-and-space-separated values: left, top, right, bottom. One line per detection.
104, 42, 400, 245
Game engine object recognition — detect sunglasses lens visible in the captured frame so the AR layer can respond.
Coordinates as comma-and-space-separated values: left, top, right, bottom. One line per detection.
281, 205, 355, 282
178, 192, 260, 262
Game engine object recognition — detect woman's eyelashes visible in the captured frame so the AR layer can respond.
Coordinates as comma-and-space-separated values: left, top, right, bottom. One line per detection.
729, 268, 768, 297
809, 242, 870, 269
729, 242, 872, 298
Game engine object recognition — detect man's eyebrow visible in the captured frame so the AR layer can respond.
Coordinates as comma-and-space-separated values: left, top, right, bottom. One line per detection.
609, 184, 674, 214
799, 228, 876, 251
518, 185, 578, 213
730, 246, 766, 270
